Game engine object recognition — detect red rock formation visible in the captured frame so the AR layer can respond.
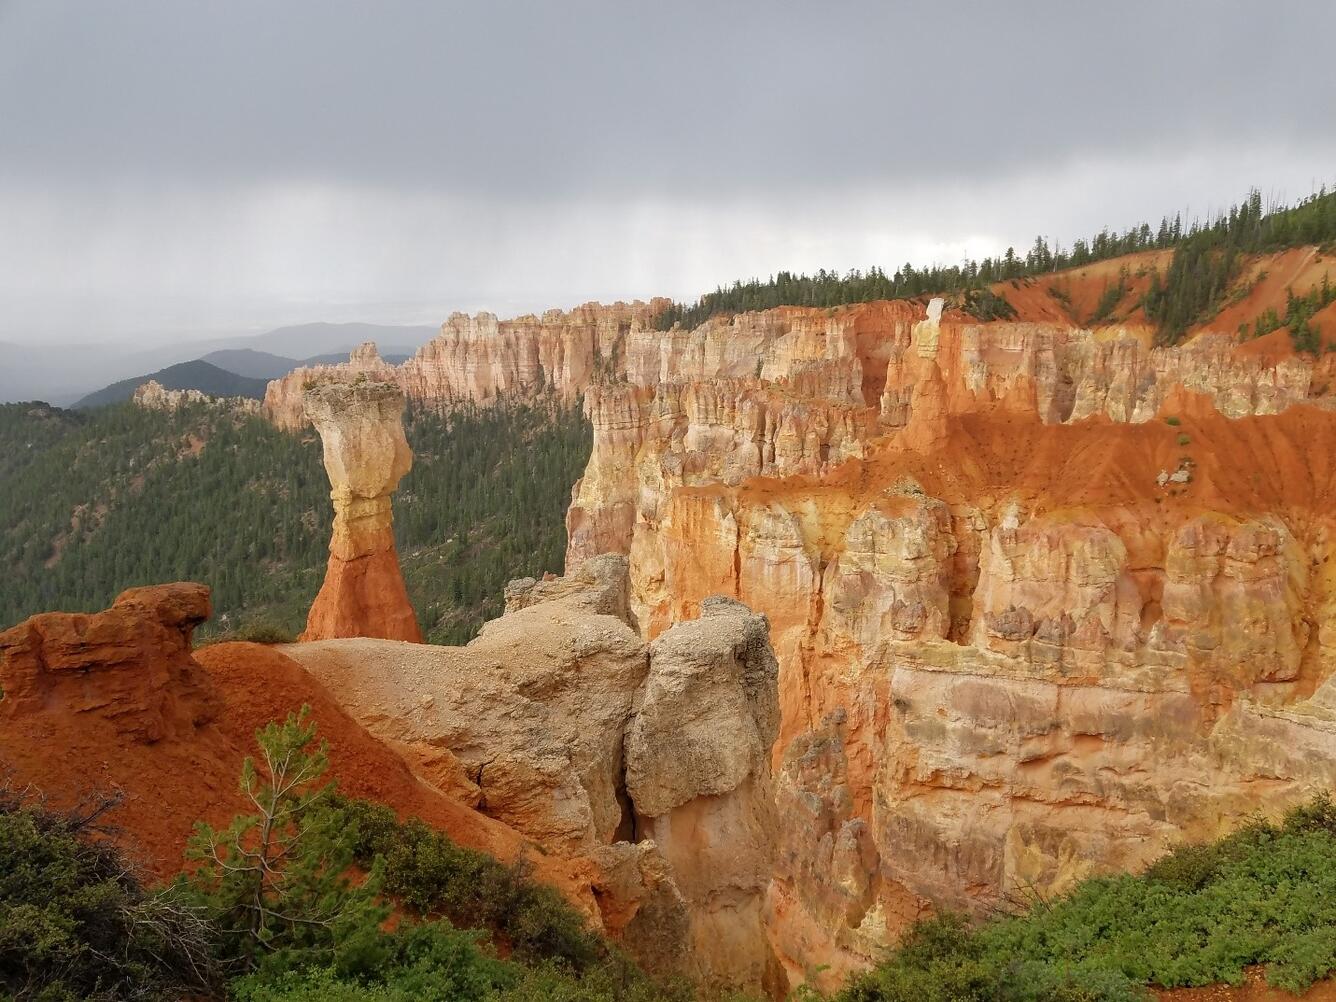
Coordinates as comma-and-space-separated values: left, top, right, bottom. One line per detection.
301, 379, 422, 643
0, 586, 595, 911
0, 583, 217, 743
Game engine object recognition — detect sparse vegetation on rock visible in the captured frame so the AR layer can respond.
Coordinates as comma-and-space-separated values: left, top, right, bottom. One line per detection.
0, 707, 706, 1001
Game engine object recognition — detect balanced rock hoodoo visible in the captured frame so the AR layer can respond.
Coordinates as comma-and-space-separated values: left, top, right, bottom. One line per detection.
301, 379, 421, 642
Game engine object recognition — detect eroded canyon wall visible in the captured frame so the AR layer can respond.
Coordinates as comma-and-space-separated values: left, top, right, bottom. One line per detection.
256, 270, 1336, 987
263, 301, 667, 429
560, 295, 1336, 986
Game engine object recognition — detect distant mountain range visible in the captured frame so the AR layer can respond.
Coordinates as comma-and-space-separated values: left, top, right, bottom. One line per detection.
197, 349, 304, 379
215, 321, 433, 361
0, 321, 437, 405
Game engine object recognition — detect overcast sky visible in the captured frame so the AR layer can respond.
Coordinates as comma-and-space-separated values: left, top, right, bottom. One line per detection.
2, 0, 1334, 345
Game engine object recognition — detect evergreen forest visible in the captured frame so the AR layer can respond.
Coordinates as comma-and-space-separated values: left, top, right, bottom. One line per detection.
0, 398, 591, 644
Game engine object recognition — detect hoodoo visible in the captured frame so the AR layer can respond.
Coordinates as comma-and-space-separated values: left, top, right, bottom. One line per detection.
301, 379, 422, 642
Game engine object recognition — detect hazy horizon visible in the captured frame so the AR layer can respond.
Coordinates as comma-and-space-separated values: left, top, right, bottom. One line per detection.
2, 1, 1335, 346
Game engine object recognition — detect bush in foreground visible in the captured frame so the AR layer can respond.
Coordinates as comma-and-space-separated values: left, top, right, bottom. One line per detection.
833, 796, 1336, 1001
178, 707, 686, 1001
0, 786, 214, 1001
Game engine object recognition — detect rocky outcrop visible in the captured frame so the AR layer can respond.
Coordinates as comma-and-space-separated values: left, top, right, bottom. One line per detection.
132, 379, 261, 414
301, 379, 421, 643
287, 556, 646, 850
263, 342, 405, 430
279, 558, 784, 994
626, 595, 784, 994
0, 584, 600, 921
0, 583, 217, 743
263, 302, 666, 430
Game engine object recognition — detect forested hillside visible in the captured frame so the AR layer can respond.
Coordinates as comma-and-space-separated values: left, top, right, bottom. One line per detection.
655, 187, 1336, 343
0, 399, 590, 643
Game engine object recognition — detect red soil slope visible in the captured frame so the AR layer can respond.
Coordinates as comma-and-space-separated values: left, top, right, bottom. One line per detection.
1209, 247, 1335, 345
983, 245, 1334, 344
998, 249, 1171, 327
745, 395, 1336, 530
1159, 968, 1336, 1001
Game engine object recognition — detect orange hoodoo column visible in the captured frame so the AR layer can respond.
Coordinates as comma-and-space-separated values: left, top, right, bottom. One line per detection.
301, 379, 423, 643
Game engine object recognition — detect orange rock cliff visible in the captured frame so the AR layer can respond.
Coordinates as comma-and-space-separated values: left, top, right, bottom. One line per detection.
559, 277, 1336, 985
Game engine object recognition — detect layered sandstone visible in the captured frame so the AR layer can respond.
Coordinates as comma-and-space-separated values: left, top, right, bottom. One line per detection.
626, 595, 784, 995
559, 289, 1336, 987
279, 557, 784, 994
301, 379, 421, 643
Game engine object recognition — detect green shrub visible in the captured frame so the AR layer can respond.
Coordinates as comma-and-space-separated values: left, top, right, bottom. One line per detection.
182, 708, 388, 978
229, 922, 509, 1002
0, 787, 216, 1001
1177, 433, 1190, 446
197, 619, 298, 646
1143, 840, 1232, 891
337, 798, 604, 970
962, 288, 1017, 321
1164, 416, 1181, 426
190, 715, 683, 1000
1282, 793, 1336, 835
1088, 266, 1131, 325
490, 960, 696, 1002
1267, 928, 1336, 993
334, 798, 695, 1000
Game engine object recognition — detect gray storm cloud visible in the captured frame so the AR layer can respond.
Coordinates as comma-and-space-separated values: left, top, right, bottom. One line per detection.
1, 0, 1333, 342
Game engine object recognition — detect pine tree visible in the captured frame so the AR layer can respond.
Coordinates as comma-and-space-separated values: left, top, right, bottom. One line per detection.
183, 707, 386, 975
